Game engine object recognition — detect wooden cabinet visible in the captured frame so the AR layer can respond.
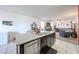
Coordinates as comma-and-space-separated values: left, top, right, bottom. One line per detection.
24, 44, 34, 54
50, 33, 56, 46
46, 35, 51, 47
46, 32, 56, 47
17, 32, 56, 54
40, 37, 47, 49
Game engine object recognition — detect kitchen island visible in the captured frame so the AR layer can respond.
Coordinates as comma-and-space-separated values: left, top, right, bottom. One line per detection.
16, 31, 56, 54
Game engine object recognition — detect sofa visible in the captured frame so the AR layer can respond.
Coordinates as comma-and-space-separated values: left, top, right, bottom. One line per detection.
59, 28, 71, 38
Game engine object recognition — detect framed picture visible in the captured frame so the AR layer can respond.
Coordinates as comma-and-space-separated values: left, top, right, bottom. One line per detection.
2, 21, 13, 26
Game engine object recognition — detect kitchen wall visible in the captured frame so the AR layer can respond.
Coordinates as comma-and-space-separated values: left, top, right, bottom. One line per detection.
0, 10, 41, 45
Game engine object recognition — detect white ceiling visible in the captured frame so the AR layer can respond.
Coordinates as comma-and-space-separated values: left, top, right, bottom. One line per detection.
0, 5, 77, 20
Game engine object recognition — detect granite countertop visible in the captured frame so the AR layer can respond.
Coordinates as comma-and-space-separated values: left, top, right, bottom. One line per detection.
16, 31, 55, 45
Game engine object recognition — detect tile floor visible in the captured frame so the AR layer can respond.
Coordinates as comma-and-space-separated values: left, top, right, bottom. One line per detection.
51, 33, 79, 54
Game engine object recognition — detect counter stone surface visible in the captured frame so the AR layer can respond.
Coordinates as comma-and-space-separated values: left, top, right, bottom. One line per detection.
16, 31, 55, 45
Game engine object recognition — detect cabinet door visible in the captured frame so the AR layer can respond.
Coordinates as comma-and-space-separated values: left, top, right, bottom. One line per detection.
33, 42, 39, 54
24, 44, 34, 54
36, 39, 40, 54
46, 35, 51, 47
40, 37, 47, 49
50, 33, 56, 46
24, 40, 39, 54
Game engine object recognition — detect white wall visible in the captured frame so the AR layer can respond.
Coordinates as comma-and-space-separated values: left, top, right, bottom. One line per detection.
40, 15, 77, 31
0, 10, 41, 45
54, 16, 77, 28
